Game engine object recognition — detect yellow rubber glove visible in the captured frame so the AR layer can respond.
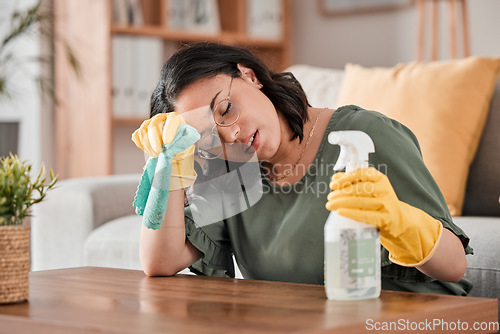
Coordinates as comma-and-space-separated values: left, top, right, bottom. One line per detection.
132, 112, 188, 158
131, 112, 197, 190
325, 167, 443, 267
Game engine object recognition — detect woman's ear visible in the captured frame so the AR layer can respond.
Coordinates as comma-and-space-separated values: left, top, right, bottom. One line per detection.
237, 63, 262, 88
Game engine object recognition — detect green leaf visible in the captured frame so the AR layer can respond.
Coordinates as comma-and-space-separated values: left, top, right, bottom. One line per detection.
1, 1, 80, 101
0, 154, 57, 225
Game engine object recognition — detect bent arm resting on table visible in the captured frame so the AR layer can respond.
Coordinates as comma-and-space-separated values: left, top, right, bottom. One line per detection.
140, 189, 202, 277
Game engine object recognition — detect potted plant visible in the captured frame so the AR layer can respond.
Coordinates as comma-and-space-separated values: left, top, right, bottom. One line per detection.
0, 154, 56, 304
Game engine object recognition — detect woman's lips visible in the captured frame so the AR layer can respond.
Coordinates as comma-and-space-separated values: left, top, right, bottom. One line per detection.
245, 130, 259, 154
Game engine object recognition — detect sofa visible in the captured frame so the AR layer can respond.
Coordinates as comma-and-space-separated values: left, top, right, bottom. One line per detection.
32, 63, 500, 319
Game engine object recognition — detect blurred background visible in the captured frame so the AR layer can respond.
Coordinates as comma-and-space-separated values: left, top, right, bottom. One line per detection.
1, 0, 499, 180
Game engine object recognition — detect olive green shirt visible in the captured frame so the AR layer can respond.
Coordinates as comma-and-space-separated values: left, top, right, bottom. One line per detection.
184, 105, 473, 295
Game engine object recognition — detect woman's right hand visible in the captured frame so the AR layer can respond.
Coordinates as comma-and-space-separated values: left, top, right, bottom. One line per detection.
132, 112, 198, 190
132, 112, 188, 158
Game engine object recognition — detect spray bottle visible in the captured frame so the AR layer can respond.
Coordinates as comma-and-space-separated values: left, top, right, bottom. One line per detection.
324, 130, 381, 300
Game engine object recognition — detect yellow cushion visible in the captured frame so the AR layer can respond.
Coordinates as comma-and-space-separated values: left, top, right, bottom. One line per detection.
336, 57, 500, 216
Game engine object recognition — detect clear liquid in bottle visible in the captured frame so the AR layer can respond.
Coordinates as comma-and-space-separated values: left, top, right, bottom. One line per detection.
324, 212, 381, 300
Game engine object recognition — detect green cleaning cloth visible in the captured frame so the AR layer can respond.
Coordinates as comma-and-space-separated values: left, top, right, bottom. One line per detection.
133, 123, 200, 230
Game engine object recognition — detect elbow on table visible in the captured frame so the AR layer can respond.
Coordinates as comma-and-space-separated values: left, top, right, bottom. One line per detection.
140, 254, 180, 277
141, 261, 179, 277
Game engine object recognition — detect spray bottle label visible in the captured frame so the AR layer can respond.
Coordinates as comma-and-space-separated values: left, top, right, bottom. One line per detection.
340, 228, 380, 289
348, 238, 377, 278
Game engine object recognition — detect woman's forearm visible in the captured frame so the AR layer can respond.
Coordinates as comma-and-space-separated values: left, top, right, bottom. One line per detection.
416, 227, 467, 282
140, 189, 202, 276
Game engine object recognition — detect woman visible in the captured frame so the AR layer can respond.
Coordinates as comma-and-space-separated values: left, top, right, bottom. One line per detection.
134, 42, 472, 295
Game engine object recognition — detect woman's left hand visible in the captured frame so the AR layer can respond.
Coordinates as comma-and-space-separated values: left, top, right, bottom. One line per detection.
325, 167, 443, 267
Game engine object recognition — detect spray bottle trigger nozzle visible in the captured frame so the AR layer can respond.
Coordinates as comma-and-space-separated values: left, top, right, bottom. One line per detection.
328, 130, 375, 173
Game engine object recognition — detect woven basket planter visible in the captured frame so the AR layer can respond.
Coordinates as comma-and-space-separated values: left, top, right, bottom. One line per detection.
0, 224, 30, 304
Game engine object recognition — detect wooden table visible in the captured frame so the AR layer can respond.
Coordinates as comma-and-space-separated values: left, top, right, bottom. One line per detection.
0, 267, 497, 333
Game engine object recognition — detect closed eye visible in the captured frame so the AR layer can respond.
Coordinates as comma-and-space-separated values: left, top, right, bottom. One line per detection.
221, 101, 232, 116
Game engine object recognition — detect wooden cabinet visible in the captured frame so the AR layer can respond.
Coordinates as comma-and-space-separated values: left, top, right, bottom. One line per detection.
54, 0, 292, 179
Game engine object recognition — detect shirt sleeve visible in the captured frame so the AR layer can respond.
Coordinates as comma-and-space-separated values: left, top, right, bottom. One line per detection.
184, 198, 235, 278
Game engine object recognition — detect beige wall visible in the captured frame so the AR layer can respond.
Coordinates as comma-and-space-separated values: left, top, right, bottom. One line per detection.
292, 0, 500, 69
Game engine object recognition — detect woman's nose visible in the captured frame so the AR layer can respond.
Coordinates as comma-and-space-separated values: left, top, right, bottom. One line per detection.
216, 123, 240, 144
